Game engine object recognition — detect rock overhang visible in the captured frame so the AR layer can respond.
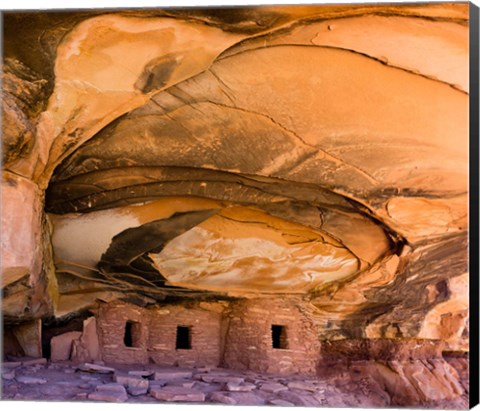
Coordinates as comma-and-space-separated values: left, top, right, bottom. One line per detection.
1, 3, 469, 348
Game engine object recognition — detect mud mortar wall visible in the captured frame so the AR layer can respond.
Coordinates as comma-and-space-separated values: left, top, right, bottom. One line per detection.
96, 301, 149, 364
223, 298, 320, 375
147, 303, 224, 367
95, 301, 225, 366
94, 299, 320, 373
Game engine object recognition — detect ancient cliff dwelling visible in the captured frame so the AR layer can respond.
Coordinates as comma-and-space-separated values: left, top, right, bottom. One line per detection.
1, 1, 478, 408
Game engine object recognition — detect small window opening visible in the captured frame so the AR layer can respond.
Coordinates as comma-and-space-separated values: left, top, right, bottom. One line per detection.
176, 326, 192, 349
272, 325, 288, 349
124, 320, 141, 348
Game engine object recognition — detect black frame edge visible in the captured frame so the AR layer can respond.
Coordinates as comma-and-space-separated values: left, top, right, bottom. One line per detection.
469, 1, 480, 409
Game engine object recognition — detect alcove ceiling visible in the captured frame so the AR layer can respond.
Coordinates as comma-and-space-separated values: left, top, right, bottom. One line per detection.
2, 4, 469, 341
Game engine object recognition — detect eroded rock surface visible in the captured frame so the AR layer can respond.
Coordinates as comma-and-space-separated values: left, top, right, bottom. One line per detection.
1, 3, 471, 407
1, 59, 48, 165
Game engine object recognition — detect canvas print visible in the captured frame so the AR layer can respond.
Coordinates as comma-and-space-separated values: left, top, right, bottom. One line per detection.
1, 1, 476, 409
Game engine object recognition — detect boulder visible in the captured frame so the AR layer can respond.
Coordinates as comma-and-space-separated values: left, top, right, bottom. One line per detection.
278, 390, 321, 406
17, 376, 47, 384
259, 383, 288, 393
268, 399, 295, 406
88, 383, 128, 403
152, 369, 193, 380
77, 363, 115, 374
114, 373, 149, 395
209, 392, 237, 405
149, 386, 205, 402
287, 381, 319, 392
224, 382, 256, 392
50, 331, 82, 361
71, 317, 101, 363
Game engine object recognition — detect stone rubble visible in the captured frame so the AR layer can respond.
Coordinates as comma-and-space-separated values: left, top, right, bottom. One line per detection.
224, 381, 256, 391
113, 372, 149, 396
268, 399, 296, 406
113, 373, 149, 388
127, 385, 148, 396
77, 362, 115, 374
149, 386, 206, 402
2, 369, 16, 380
287, 381, 319, 391
88, 383, 128, 402
16, 376, 47, 384
259, 382, 289, 393
1, 358, 469, 408
3, 361, 22, 368
209, 391, 237, 404
153, 369, 193, 380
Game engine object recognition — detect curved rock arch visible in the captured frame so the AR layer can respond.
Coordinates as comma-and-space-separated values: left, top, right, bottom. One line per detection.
1, 4, 469, 353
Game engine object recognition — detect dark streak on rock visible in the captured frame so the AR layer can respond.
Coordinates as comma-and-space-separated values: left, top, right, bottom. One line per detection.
98, 209, 219, 284
134, 53, 180, 93
340, 232, 467, 339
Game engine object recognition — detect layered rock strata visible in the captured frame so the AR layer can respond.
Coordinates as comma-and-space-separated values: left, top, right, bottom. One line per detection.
0, 3, 471, 407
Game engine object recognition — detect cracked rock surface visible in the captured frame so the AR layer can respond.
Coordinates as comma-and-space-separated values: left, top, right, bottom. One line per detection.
1, 3, 470, 403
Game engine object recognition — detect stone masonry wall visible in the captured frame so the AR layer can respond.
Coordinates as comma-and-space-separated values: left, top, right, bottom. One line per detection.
96, 301, 149, 364
95, 299, 319, 372
223, 298, 320, 375
95, 301, 225, 366
147, 302, 225, 367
